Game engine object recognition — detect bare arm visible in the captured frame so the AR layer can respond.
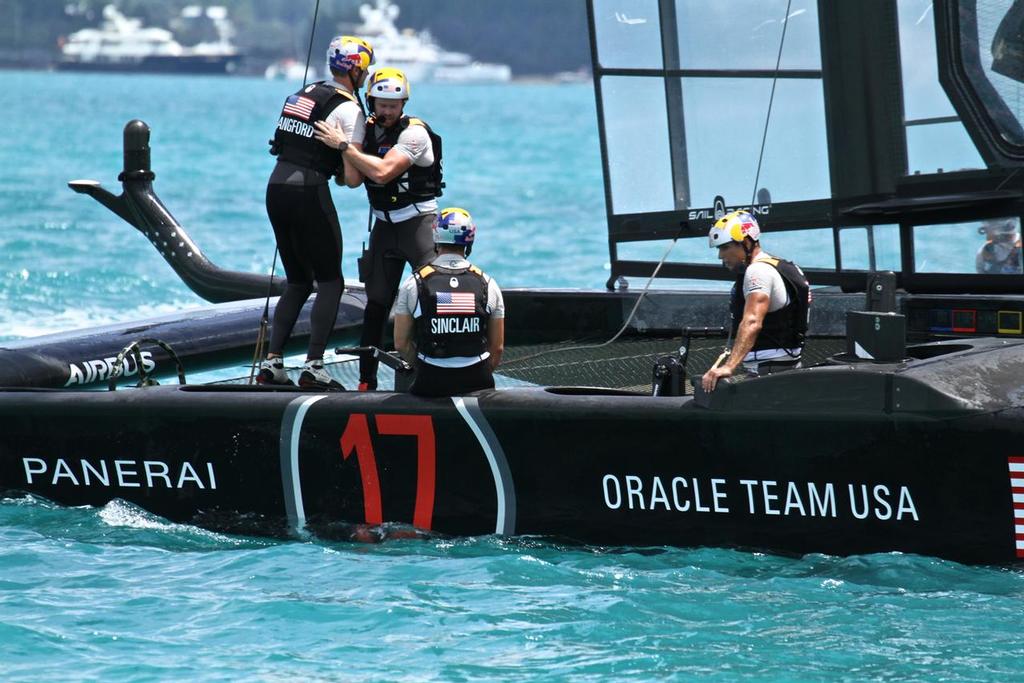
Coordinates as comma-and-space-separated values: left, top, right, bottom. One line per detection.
312, 119, 411, 184
487, 318, 504, 370
393, 313, 416, 363
342, 145, 412, 184
701, 291, 769, 392
340, 142, 364, 187
312, 117, 365, 188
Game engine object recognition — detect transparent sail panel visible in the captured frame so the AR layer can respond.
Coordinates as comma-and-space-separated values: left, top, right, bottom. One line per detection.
915, 218, 1023, 273
977, 0, 1024, 145
760, 229, 835, 269
681, 78, 829, 206
592, 0, 663, 69
601, 76, 676, 214
898, 0, 957, 120
618, 235, 722, 265
838, 225, 902, 271
897, 0, 984, 172
906, 121, 985, 173
675, 0, 821, 70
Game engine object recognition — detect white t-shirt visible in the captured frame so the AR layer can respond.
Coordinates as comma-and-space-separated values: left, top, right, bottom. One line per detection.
326, 89, 366, 146
741, 253, 801, 363
370, 122, 437, 222
393, 254, 504, 368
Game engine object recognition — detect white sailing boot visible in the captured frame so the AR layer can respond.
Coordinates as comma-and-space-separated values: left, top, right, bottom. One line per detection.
298, 359, 344, 390
256, 357, 291, 385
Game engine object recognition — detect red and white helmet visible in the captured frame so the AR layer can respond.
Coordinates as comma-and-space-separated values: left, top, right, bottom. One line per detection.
708, 210, 761, 248
327, 35, 374, 74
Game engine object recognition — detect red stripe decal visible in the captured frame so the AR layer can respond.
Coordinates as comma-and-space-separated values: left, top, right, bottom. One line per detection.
340, 414, 383, 525
376, 414, 436, 531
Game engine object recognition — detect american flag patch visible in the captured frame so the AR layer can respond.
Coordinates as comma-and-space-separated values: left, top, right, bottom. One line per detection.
437, 291, 475, 314
1010, 457, 1024, 557
282, 95, 316, 120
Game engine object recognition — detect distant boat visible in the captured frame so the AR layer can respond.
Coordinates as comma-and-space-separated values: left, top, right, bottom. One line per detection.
347, 0, 511, 84
57, 5, 242, 75
264, 58, 320, 83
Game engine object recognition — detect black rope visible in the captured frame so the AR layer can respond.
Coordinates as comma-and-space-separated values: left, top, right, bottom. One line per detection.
301, 0, 322, 88
750, 0, 794, 209
248, 248, 279, 384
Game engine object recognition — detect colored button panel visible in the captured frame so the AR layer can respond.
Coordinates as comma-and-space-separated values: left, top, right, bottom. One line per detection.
952, 309, 976, 333
928, 309, 952, 333
999, 310, 1023, 335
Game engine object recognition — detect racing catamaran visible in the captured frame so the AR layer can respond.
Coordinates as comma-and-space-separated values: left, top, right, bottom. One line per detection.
2, 0, 1023, 563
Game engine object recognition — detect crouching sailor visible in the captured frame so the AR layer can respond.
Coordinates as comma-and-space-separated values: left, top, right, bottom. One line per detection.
392, 208, 504, 397
701, 210, 810, 393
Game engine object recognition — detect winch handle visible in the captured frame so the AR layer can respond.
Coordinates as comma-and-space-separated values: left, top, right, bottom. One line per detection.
108, 338, 186, 391
334, 346, 413, 374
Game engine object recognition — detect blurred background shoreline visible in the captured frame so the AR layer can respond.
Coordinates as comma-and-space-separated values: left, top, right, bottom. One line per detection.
0, 0, 593, 82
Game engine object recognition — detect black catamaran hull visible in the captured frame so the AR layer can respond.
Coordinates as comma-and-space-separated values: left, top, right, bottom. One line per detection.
3, 340, 1022, 564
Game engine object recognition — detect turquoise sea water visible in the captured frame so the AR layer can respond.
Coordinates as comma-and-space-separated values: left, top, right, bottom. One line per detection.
2, 70, 1024, 681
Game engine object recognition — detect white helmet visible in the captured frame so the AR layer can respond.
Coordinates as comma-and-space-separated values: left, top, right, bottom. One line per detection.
326, 35, 374, 74
708, 210, 761, 248
435, 208, 476, 248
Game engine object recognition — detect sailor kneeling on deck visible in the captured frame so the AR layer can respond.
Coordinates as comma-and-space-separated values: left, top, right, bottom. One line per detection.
392, 208, 505, 397
701, 210, 810, 393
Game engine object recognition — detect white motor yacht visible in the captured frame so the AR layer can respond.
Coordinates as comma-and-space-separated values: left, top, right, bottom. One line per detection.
58, 5, 241, 75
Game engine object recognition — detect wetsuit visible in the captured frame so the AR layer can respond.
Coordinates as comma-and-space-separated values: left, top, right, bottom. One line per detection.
266, 81, 365, 360
358, 114, 443, 387
392, 254, 504, 396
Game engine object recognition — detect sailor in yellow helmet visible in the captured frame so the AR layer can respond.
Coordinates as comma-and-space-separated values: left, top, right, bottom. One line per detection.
701, 210, 810, 393
314, 66, 444, 391
259, 35, 375, 389
392, 208, 505, 397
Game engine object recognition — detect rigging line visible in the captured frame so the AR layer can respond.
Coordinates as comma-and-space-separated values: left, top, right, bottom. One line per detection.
750, 0, 793, 209
995, 167, 1021, 192
507, 5, 795, 372
251, 0, 322, 382
301, 0, 322, 88
248, 248, 279, 384
502, 224, 685, 368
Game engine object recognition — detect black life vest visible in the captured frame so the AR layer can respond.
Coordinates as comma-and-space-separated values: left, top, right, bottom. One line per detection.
363, 115, 444, 212
270, 82, 361, 176
414, 263, 489, 359
729, 255, 810, 353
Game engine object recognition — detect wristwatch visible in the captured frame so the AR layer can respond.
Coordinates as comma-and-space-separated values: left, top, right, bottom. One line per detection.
338, 140, 349, 152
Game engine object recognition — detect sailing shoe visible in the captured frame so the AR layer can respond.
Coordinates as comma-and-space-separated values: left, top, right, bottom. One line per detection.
358, 379, 377, 392
299, 360, 345, 390
256, 357, 291, 385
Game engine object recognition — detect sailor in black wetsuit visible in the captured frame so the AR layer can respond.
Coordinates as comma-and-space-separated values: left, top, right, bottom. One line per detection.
313, 67, 442, 391
701, 210, 810, 393
258, 35, 374, 389
391, 208, 504, 397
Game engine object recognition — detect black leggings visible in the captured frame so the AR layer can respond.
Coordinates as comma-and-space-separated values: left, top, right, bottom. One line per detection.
358, 213, 436, 383
265, 183, 344, 360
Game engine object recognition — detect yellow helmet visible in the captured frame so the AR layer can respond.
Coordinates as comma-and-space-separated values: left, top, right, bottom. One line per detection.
708, 210, 761, 248
366, 67, 410, 100
327, 36, 374, 73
